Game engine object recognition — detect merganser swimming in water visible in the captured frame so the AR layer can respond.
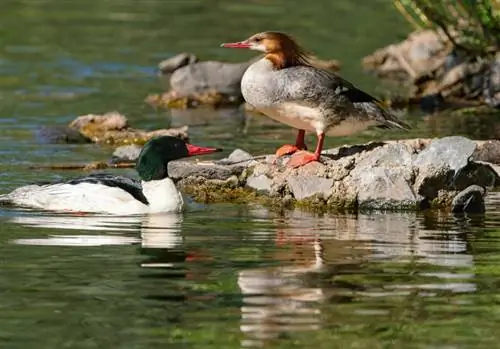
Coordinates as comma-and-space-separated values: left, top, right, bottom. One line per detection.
221, 31, 410, 168
0, 136, 222, 215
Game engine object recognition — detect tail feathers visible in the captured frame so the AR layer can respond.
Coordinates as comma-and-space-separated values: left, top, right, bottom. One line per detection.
354, 100, 411, 131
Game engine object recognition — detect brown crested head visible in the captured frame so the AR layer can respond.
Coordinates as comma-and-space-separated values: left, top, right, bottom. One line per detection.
221, 31, 312, 70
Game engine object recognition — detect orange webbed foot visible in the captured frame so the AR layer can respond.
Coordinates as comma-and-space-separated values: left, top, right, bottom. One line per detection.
275, 144, 298, 158
286, 151, 320, 168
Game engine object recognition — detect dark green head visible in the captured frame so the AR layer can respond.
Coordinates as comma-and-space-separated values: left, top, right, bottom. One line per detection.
136, 136, 222, 181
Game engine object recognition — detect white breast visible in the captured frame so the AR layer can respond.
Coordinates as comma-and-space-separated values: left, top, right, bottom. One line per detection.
242, 59, 326, 134
259, 103, 326, 133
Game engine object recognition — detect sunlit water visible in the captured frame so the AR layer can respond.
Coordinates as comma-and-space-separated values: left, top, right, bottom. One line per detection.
0, 1, 499, 348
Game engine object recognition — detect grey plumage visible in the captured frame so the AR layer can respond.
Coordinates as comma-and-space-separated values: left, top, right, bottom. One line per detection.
241, 59, 410, 134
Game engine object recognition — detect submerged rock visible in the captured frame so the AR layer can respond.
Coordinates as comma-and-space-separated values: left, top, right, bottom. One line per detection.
172, 136, 500, 212
451, 185, 486, 214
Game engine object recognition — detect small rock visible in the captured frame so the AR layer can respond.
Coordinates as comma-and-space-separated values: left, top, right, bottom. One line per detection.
287, 175, 334, 201
216, 149, 254, 166
246, 174, 273, 193
451, 185, 486, 214
158, 53, 199, 75
111, 144, 143, 163
67, 112, 189, 145
69, 111, 128, 131
227, 149, 253, 162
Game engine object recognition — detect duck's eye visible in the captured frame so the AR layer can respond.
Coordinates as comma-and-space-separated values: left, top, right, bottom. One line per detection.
254, 38, 262, 43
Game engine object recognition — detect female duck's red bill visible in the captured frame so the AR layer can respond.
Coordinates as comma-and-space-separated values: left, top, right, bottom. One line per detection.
220, 41, 252, 49
186, 143, 223, 156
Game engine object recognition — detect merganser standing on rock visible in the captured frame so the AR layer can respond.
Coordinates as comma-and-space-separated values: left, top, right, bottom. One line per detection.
0, 136, 222, 215
221, 31, 410, 168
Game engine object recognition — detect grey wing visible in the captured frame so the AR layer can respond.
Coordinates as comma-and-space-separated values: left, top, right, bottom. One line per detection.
278, 66, 410, 130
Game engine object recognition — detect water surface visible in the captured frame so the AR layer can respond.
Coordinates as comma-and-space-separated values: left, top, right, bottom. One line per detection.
0, 1, 499, 348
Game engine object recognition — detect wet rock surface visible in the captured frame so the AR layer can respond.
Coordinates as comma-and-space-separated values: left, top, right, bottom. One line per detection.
172, 136, 500, 211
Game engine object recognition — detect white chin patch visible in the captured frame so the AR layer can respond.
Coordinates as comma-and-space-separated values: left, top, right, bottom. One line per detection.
250, 44, 266, 52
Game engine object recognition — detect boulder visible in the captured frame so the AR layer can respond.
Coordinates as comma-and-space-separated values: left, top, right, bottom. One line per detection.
173, 136, 500, 212
451, 185, 486, 214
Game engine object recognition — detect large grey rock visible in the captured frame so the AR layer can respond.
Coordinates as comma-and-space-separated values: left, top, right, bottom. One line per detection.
169, 59, 256, 97
413, 136, 480, 198
451, 185, 486, 213
288, 176, 334, 201
355, 167, 418, 210
347, 143, 418, 209
413, 136, 476, 170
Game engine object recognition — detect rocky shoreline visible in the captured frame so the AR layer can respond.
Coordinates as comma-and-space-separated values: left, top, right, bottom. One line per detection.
163, 136, 500, 213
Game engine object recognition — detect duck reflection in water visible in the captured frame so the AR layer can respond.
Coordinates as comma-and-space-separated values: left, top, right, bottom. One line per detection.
237, 208, 477, 347
9, 212, 184, 249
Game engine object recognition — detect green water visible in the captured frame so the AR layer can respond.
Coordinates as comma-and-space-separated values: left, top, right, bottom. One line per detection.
0, 0, 499, 348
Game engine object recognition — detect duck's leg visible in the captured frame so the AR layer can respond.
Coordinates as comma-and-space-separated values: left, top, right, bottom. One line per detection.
287, 131, 324, 168
275, 129, 308, 158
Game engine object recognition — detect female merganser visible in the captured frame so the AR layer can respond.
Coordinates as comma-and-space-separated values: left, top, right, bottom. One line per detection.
0, 136, 222, 215
221, 31, 410, 168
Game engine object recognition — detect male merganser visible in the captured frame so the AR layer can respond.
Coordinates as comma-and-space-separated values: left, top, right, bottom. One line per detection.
0, 136, 222, 215
221, 31, 410, 168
